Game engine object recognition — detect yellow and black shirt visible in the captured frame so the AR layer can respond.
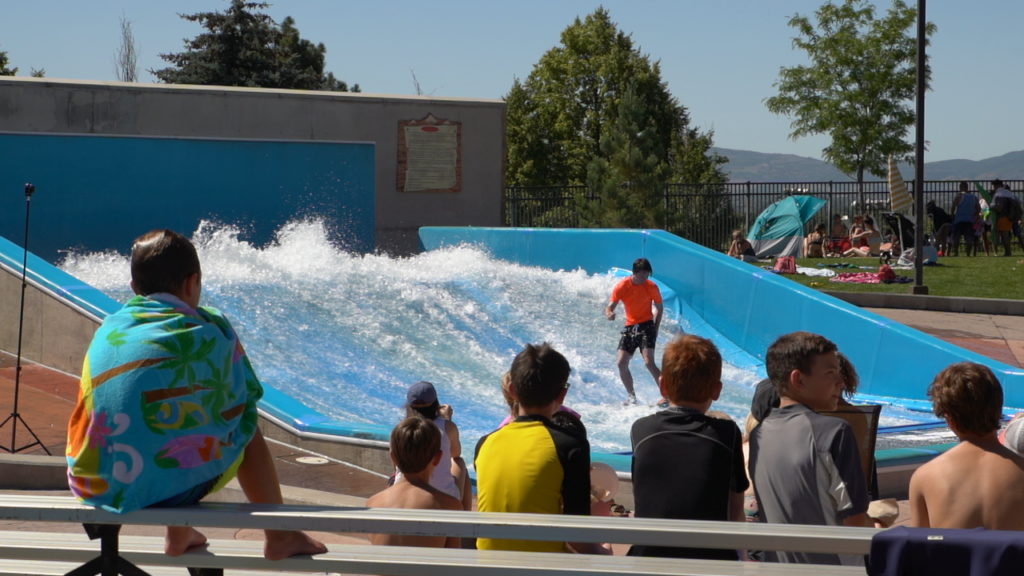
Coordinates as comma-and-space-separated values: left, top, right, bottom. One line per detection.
474, 414, 591, 552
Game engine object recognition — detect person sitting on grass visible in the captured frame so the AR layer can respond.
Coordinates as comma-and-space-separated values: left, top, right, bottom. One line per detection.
630, 334, 748, 560
909, 362, 1024, 530
727, 229, 758, 263
842, 215, 881, 257
367, 417, 463, 547
829, 214, 850, 256
66, 229, 326, 560
805, 223, 827, 258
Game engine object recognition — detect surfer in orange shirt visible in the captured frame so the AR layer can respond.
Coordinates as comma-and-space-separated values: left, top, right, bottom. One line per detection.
605, 258, 665, 406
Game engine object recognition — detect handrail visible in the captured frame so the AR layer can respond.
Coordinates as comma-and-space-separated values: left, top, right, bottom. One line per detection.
0, 494, 878, 555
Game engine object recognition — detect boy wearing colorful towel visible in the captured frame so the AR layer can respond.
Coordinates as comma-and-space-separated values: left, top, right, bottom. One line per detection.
909, 362, 1024, 530
66, 229, 326, 559
367, 416, 463, 547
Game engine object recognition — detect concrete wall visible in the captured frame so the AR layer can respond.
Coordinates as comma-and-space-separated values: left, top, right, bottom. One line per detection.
0, 263, 99, 376
0, 77, 506, 255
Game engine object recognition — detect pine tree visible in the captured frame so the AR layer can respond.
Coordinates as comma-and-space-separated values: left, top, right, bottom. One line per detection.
505, 8, 726, 229
153, 0, 357, 91
0, 51, 18, 76
582, 85, 669, 228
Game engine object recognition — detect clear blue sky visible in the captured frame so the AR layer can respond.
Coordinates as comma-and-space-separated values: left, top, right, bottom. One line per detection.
2, 1, 1018, 162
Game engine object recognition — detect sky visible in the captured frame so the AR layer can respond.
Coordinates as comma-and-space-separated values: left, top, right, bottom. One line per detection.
1, 1, 1020, 162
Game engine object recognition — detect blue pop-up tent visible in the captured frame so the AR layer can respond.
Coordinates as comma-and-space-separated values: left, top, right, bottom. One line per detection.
748, 195, 826, 257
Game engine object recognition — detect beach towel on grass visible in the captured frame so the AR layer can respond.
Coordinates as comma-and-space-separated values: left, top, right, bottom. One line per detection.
66, 293, 262, 513
830, 271, 913, 285
795, 266, 836, 278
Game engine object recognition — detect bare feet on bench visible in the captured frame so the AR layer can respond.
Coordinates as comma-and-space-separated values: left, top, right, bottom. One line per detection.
264, 530, 328, 560
165, 526, 208, 556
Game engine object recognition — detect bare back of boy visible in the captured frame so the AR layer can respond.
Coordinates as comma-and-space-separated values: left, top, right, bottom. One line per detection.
910, 441, 1024, 530
367, 480, 463, 547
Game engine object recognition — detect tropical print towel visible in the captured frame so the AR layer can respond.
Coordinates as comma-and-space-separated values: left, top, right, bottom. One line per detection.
66, 294, 262, 513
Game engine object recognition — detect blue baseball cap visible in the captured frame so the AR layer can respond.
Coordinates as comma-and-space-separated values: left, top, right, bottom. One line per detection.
406, 381, 438, 407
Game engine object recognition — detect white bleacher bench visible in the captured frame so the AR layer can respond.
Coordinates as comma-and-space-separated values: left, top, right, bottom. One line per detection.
0, 494, 874, 576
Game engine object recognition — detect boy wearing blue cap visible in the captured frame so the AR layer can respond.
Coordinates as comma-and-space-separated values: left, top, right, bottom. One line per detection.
399, 381, 471, 510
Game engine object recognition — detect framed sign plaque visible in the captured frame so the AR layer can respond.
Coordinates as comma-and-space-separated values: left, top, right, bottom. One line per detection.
397, 114, 462, 193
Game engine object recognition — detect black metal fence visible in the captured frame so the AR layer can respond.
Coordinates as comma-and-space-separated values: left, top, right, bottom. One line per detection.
505, 180, 1024, 252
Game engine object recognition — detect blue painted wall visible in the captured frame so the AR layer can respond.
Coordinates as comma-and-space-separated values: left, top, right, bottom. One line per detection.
0, 133, 375, 261
419, 227, 1024, 409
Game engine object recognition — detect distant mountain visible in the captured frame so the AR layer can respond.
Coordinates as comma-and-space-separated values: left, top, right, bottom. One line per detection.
923, 150, 1024, 181
713, 147, 1024, 182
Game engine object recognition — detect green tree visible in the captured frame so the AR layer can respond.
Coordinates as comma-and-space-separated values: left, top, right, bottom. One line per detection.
582, 84, 670, 228
765, 0, 935, 182
665, 128, 733, 238
505, 7, 726, 229
0, 50, 18, 75
153, 0, 358, 92
0, 50, 41, 77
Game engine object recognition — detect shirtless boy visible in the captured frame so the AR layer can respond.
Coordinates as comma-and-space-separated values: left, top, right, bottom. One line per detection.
367, 417, 463, 547
910, 362, 1024, 530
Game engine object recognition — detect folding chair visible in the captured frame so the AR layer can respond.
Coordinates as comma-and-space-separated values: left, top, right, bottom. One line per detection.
820, 403, 882, 500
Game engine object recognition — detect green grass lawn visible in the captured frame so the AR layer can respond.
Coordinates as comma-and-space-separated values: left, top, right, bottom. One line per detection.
783, 254, 1024, 300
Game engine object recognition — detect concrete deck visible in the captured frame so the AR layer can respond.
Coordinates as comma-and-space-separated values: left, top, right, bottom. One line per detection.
866, 307, 1024, 368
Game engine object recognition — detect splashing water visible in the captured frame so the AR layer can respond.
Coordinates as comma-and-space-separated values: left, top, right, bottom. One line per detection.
59, 220, 929, 455
59, 220, 765, 452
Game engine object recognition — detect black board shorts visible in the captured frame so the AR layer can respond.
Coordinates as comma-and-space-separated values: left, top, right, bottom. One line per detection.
149, 475, 220, 508
618, 321, 657, 354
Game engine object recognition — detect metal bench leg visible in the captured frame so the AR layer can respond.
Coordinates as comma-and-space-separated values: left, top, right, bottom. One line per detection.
69, 523, 151, 576
72, 524, 222, 576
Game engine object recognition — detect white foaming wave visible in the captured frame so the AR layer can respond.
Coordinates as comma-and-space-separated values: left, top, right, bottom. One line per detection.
55, 219, 773, 453
263, 219, 356, 280
59, 249, 132, 295
192, 219, 357, 286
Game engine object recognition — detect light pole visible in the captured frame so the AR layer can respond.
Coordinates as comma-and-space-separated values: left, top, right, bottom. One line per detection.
912, 0, 928, 295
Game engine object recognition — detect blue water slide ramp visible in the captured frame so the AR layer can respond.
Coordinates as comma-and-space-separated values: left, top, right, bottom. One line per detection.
419, 227, 1024, 410
608, 267, 761, 372
0, 235, 117, 321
